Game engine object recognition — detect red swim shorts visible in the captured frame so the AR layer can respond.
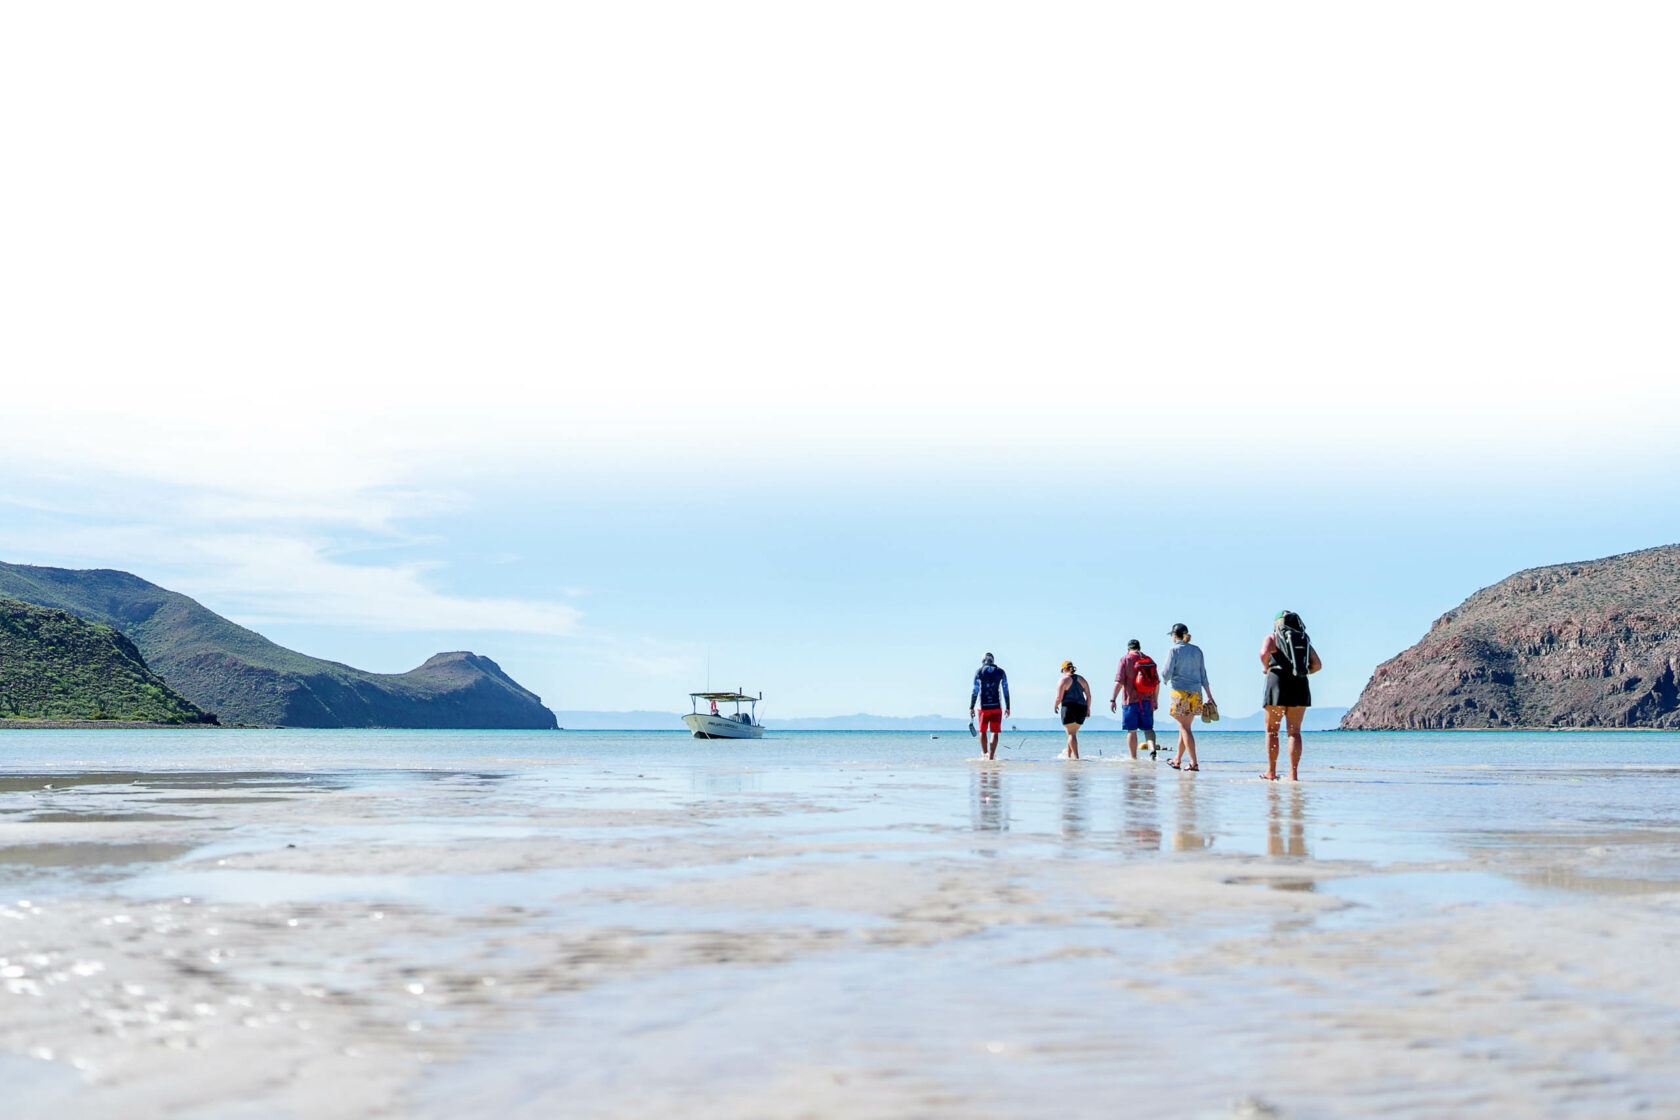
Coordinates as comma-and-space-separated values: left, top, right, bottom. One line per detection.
977, 708, 1003, 735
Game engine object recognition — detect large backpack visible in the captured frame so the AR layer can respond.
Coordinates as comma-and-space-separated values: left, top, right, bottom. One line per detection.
1133, 654, 1159, 696
1276, 627, 1313, 676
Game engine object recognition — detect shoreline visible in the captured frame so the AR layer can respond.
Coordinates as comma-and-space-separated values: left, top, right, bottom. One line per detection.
0, 719, 220, 730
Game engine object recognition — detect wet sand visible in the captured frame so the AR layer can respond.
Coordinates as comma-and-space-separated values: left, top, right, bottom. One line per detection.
1, 732, 1679, 1117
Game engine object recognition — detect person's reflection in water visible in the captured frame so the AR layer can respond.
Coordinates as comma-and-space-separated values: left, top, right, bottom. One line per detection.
1267, 783, 1309, 857
1121, 767, 1161, 850
970, 767, 1008, 834
1173, 776, 1213, 851
1060, 767, 1089, 839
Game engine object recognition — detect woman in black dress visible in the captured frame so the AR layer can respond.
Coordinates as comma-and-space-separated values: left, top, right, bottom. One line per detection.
1261, 611, 1321, 780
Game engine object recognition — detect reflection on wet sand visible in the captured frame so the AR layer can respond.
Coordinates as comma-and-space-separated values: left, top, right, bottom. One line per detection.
1268, 785, 1309, 858
970, 767, 1007, 833
0, 772, 333, 794
1059, 769, 1088, 838
691, 770, 763, 795
1173, 778, 1212, 851
0, 842, 193, 868
1121, 768, 1161, 850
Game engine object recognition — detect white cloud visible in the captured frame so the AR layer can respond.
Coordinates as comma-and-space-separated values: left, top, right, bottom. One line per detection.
181, 534, 581, 635
1, 510, 580, 638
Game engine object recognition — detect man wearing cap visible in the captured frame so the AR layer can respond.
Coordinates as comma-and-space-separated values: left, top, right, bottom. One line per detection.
970, 653, 1010, 760
1110, 639, 1161, 760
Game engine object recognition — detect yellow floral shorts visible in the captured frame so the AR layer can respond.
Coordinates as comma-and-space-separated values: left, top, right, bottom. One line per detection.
1168, 690, 1202, 720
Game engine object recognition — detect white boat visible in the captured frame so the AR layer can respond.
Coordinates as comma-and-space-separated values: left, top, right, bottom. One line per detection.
682, 690, 765, 739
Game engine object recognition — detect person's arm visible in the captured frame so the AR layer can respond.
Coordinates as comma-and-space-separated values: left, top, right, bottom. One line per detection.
970, 672, 980, 713
1159, 647, 1177, 690
1200, 650, 1213, 701
1309, 646, 1323, 674
1111, 660, 1123, 710
1259, 635, 1276, 671
1002, 672, 1010, 716
1054, 675, 1068, 711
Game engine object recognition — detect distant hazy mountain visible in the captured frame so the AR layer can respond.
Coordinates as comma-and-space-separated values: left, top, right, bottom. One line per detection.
0, 598, 215, 723
553, 710, 695, 730
0, 562, 557, 729
1212, 707, 1348, 732
555, 709, 1348, 732
1344, 545, 1680, 729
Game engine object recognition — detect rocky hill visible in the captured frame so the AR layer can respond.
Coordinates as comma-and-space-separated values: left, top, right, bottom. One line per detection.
0, 598, 216, 724
0, 562, 558, 729
1343, 545, 1680, 729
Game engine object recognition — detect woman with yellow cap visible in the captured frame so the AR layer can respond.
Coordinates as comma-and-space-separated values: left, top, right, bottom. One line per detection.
1053, 661, 1093, 760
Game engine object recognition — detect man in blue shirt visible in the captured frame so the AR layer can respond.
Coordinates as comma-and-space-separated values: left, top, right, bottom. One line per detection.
970, 653, 1011, 759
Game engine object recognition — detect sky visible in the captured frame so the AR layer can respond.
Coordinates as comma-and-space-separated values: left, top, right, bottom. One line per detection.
3, 2, 1678, 720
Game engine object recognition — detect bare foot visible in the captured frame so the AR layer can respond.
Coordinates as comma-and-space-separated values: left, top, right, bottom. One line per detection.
1261, 772, 1279, 780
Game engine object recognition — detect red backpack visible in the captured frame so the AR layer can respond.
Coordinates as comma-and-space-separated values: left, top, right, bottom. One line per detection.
1133, 655, 1159, 696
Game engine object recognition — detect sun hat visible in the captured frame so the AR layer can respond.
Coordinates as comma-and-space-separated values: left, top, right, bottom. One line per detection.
1060, 660, 1074, 673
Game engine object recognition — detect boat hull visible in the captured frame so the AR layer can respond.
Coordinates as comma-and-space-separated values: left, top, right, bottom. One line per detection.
683, 713, 765, 739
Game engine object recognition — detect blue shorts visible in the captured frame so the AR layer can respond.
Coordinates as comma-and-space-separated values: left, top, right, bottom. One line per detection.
1121, 700, 1154, 732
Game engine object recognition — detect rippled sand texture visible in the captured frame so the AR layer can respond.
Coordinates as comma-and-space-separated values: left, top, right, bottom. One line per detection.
2, 735, 1679, 1118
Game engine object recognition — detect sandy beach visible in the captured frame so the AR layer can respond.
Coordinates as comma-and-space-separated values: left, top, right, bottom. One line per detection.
1, 729, 1678, 1118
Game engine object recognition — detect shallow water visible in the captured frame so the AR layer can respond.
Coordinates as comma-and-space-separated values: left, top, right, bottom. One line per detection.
0, 729, 1677, 1118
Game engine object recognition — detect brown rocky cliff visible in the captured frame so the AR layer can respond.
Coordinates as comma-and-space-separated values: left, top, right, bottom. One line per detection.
1343, 545, 1680, 729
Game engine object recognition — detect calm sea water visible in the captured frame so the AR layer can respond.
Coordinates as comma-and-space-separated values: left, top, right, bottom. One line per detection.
3, 727, 1677, 876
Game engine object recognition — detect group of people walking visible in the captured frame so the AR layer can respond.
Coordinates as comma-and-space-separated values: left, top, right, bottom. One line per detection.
968, 612, 1322, 780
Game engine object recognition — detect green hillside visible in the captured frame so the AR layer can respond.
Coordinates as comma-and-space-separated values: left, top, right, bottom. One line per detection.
0, 562, 558, 729
0, 598, 216, 723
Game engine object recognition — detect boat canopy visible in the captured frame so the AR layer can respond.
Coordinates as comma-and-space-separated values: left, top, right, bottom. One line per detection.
689, 691, 759, 702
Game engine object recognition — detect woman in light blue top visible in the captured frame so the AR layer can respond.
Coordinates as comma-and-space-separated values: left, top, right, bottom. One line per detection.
1160, 622, 1215, 771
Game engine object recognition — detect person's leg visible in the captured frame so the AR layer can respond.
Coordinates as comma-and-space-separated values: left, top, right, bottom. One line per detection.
1127, 729, 1139, 759
1179, 714, 1197, 769
1169, 696, 1185, 766
1064, 722, 1079, 759
1286, 707, 1306, 780
1143, 701, 1158, 757
1263, 706, 1283, 780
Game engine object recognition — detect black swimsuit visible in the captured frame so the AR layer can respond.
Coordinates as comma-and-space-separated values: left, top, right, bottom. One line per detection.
1263, 645, 1312, 708
1061, 676, 1090, 725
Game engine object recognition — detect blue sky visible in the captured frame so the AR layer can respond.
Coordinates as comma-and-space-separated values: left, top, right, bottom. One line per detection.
6, 448, 1675, 720
4, 3, 1678, 720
